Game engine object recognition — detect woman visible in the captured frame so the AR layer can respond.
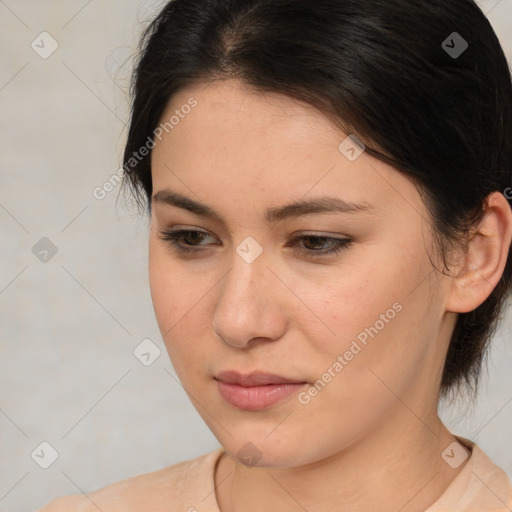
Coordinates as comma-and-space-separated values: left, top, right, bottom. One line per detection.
39, 0, 512, 510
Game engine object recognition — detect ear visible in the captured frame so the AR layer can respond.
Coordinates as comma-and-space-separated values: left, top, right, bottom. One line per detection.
445, 192, 512, 313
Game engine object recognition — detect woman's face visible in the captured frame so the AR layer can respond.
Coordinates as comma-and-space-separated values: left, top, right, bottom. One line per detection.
149, 79, 455, 467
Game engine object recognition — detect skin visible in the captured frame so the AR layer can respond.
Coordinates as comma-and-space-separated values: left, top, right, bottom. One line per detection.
148, 78, 512, 512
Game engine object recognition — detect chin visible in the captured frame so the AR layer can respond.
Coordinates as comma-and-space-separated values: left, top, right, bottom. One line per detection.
214, 432, 313, 469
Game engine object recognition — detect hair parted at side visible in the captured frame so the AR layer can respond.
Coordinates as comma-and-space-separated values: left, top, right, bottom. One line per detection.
120, 0, 512, 401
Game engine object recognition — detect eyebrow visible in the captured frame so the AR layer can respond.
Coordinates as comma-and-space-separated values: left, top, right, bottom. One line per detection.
152, 190, 374, 224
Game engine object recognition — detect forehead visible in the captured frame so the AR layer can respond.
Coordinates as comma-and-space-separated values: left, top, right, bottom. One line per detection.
150, 79, 422, 227
160, 79, 341, 155
154, 80, 358, 179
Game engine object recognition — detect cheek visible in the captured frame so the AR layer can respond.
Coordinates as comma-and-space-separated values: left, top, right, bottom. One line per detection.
300, 261, 401, 352
148, 242, 173, 331
148, 241, 213, 369
304, 244, 434, 380
148, 239, 197, 326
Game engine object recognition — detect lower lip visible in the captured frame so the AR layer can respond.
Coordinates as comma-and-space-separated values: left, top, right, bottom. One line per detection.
216, 380, 307, 411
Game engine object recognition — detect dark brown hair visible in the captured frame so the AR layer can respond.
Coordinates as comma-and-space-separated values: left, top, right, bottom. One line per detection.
121, 0, 512, 400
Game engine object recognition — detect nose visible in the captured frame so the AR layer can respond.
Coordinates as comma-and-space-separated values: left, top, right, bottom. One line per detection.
213, 250, 287, 349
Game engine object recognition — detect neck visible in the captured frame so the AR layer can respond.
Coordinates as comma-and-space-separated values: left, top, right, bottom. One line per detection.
214, 409, 469, 512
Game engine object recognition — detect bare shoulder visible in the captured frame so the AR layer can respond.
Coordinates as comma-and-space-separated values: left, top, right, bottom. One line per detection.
36, 458, 198, 512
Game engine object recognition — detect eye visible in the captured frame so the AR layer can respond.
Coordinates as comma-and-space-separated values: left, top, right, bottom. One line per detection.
157, 229, 217, 254
285, 234, 352, 259
157, 229, 352, 259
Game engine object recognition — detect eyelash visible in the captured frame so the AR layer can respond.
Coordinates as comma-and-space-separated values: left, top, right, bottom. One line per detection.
157, 229, 352, 259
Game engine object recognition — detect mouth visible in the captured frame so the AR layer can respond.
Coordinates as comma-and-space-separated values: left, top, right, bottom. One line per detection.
214, 370, 308, 411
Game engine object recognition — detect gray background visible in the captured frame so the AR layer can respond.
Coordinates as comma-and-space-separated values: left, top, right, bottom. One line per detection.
0, 1, 511, 511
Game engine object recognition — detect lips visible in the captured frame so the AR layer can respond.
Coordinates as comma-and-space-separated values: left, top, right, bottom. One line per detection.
214, 370, 308, 411
215, 370, 306, 386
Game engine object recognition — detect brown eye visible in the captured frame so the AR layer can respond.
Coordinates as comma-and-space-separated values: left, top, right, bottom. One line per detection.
158, 229, 217, 253
287, 235, 352, 259
158, 229, 352, 259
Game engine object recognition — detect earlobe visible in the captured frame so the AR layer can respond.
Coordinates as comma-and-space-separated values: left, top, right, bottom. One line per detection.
446, 192, 512, 314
